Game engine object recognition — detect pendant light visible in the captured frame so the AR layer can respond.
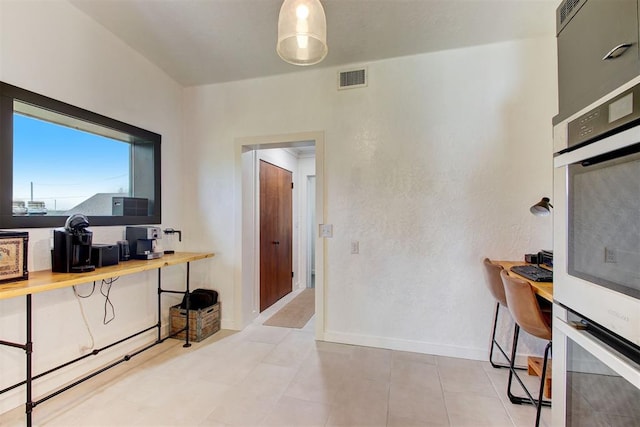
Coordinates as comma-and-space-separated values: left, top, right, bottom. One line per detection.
277, 0, 328, 66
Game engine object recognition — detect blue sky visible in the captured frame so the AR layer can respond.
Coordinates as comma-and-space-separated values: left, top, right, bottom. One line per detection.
13, 114, 130, 211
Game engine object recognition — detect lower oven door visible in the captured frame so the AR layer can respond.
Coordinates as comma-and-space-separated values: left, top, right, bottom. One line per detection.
553, 305, 640, 426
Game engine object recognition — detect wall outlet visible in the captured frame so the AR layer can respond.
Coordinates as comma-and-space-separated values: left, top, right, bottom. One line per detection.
605, 247, 617, 263
351, 241, 359, 254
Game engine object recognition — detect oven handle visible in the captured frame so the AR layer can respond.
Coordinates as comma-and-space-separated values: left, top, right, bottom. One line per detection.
602, 43, 634, 60
555, 318, 640, 388
554, 124, 640, 168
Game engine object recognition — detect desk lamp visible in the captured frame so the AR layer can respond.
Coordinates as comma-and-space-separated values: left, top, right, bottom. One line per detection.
530, 197, 553, 216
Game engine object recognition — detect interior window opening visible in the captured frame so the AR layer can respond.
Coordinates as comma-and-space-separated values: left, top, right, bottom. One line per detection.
0, 82, 161, 228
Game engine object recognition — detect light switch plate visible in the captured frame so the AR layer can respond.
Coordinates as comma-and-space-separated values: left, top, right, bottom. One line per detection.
319, 224, 333, 238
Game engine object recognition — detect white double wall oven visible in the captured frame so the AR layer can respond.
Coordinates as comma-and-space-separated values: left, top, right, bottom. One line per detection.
552, 76, 640, 426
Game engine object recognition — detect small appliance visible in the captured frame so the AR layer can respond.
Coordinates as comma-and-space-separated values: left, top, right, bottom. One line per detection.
125, 226, 163, 260
52, 214, 95, 273
524, 250, 552, 267
91, 244, 120, 267
162, 228, 182, 254
117, 240, 130, 261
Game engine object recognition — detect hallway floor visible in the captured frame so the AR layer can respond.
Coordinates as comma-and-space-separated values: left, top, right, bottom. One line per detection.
0, 292, 550, 426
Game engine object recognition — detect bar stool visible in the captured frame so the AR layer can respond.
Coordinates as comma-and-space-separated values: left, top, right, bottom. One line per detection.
500, 269, 552, 427
482, 258, 511, 368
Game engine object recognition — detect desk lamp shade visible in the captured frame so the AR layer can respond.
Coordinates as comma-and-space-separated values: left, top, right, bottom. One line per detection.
277, 0, 328, 66
530, 197, 553, 216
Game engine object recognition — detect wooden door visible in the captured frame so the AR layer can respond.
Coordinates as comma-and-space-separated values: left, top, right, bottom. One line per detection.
259, 160, 293, 311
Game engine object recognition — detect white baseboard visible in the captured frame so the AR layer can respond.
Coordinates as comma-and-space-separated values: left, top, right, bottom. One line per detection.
323, 330, 487, 360
322, 330, 536, 366
220, 318, 238, 330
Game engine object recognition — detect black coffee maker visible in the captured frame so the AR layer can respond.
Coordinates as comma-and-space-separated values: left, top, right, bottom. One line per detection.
52, 214, 96, 273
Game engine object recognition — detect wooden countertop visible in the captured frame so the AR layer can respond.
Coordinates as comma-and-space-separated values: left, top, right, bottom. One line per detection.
494, 260, 553, 303
0, 252, 214, 300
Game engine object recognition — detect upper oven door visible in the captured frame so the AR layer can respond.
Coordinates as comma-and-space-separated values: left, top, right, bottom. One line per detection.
567, 143, 640, 300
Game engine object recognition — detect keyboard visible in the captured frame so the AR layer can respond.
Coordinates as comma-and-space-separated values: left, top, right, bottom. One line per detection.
510, 265, 553, 282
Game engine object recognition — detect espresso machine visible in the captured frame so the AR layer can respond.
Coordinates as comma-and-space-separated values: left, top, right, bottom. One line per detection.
52, 214, 96, 273
125, 226, 163, 260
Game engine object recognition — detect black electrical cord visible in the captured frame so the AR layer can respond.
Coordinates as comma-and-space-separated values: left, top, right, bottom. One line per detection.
73, 282, 96, 298
72, 283, 96, 349
100, 277, 119, 325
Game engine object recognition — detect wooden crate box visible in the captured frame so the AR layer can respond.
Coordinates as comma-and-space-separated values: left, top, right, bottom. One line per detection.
170, 302, 220, 342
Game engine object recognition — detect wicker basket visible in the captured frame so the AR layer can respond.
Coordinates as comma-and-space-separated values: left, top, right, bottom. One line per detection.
170, 302, 220, 342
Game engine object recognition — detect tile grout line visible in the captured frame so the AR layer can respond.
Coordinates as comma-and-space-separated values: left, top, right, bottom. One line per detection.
435, 356, 454, 427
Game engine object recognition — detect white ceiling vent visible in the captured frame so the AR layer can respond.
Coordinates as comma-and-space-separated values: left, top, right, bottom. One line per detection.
338, 67, 367, 90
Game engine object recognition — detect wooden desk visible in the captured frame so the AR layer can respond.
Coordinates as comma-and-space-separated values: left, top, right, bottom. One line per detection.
0, 252, 214, 300
0, 252, 214, 427
494, 260, 553, 303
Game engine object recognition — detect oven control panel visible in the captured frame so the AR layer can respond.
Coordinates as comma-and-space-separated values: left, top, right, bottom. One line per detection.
568, 82, 640, 151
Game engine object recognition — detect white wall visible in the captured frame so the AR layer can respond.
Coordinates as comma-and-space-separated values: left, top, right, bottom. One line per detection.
0, 1, 195, 413
183, 37, 557, 359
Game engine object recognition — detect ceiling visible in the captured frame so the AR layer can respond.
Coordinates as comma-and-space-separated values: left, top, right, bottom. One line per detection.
70, 0, 557, 87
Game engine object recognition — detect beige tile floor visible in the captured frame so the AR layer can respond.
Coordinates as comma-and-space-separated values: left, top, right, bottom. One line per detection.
0, 292, 550, 426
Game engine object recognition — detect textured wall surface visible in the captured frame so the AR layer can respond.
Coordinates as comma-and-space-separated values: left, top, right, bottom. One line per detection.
183, 36, 557, 359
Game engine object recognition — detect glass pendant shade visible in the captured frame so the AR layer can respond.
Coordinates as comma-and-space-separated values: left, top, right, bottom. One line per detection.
277, 0, 328, 66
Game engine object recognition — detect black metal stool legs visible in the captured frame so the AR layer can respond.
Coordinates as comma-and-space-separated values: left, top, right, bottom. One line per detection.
490, 302, 510, 368
490, 302, 525, 370
535, 342, 552, 427
507, 324, 551, 426
507, 324, 522, 403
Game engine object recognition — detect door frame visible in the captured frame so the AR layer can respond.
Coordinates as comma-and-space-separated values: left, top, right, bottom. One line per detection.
306, 175, 316, 289
234, 131, 325, 340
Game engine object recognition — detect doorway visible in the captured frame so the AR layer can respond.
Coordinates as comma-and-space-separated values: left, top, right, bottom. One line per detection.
236, 131, 325, 339
259, 160, 293, 311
